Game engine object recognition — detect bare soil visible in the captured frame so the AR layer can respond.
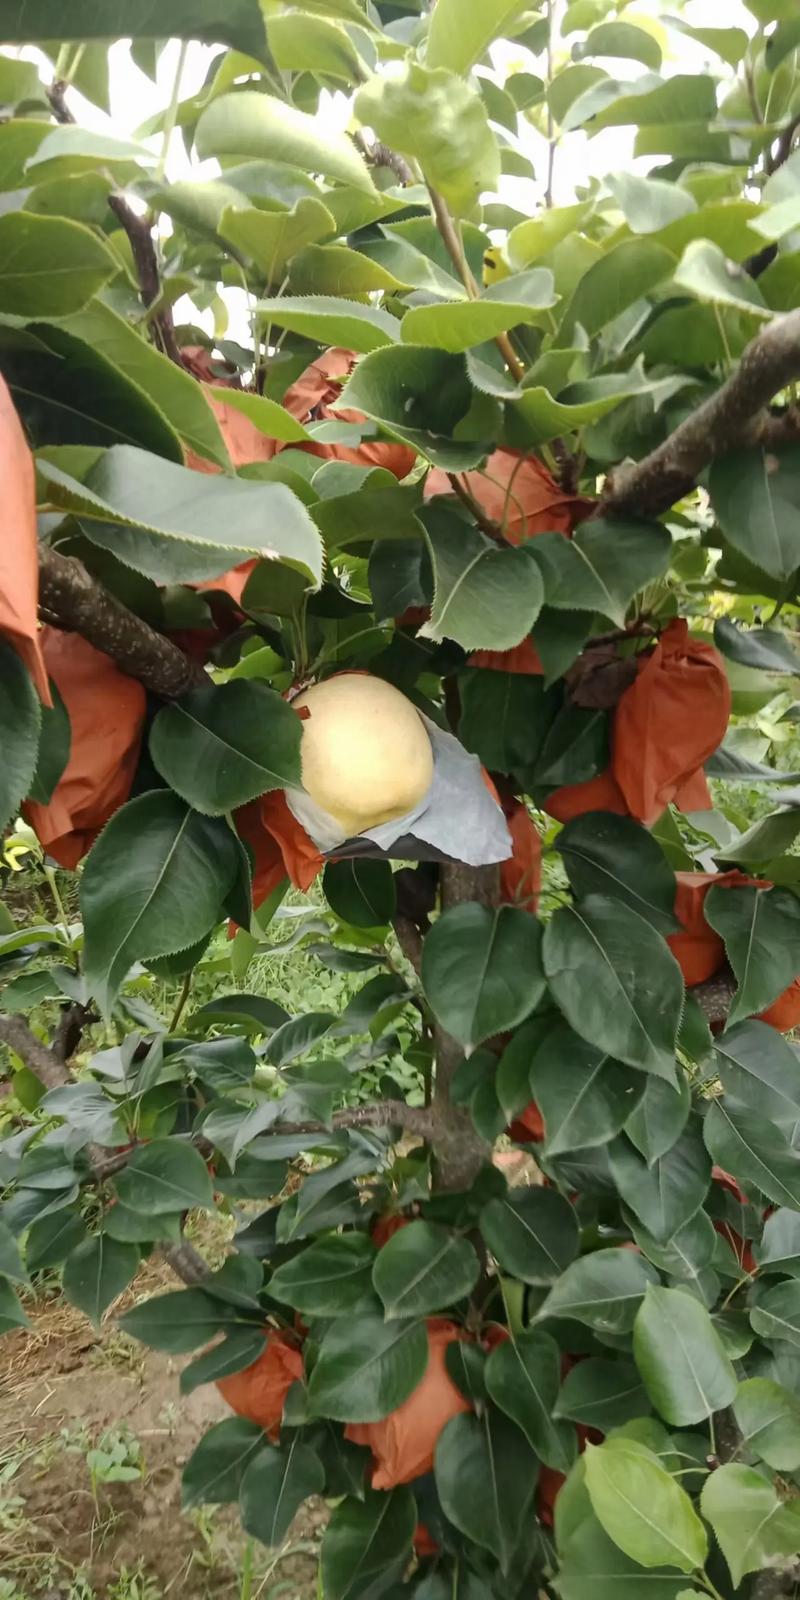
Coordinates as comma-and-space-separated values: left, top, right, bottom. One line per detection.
0, 1253, 322, 1600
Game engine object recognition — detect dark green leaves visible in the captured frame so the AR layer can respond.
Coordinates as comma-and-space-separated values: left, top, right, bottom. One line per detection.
435, 1411, 537, 1572
535, 1248, 659, 1335
703, 1100, 800, 1211
240, 1439, 325, 1549
543, 897, 683, 1083
480, 1188, 579, 1285
555, 1360, 650, 1433
421, 518, 544, 652
61, 1235, 139, 1327
584, 1441, 707, 1574
323, 860, 396, 927
486, 1329, 576, 1471
750, 1279, 800, 1348
608, 1125, 710, 1244
422, 903, 544, 1052
182, 1418, 266, 1510
714, 616, 800, 675
115, 1141, 214, 1216
710, 447, 800, 583
119, 1288, 244, 1355
0, 1, 268, 54
555, 814, 678, 934
308, 1302, 428, 1422
713, 1020, 800, 1129
0, 641, 40, 833
269, 1234, 375, 1317
705, 885, 800, 1022
150, 682, 302, 814
529, 1024, 644, 1155
529, 519, 672, 628
0, 212, 116, 315
733, 1377, 800, 1471
340, 348, 490, 470
321, 1488, 416, 1600
81, 793, 240, 1014
633, 1286, 737, 1425
373, 1221, 480, 1319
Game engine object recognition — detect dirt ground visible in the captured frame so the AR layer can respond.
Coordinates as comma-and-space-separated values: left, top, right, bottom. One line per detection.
0, 1252, 323, 1600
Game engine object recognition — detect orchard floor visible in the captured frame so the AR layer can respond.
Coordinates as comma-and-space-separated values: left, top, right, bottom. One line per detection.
0, 1245, 323, 1600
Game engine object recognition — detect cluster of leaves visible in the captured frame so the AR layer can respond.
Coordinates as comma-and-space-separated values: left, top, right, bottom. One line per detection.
3, 0, 800, 1596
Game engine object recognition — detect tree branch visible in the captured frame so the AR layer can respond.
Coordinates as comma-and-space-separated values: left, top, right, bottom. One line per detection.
107, 192, 183, 366
160, 1239, 211, 1285
428, 187, 526, 384
601, 309, 800, 520
0, 1014, 69, 1089
38, 544, 206, 698
446, 473, 507, 544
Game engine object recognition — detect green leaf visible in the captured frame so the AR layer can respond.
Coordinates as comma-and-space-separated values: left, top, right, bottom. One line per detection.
529, 1022, 644, 1156
196, 92, 374, 195
27, 679, 70, 807
0, 212, 116, 316
115, 1141, 213, 1217
609, 1125, 710, 1245
704, 1099, 800, 1212
308, 1300, 428, 1422
755, 1208, 800, 1276
266, 12, 362, 79
323, 860, 396, 928
710, 446, 800, 584
564, 72, 717, 135
606, 172, 695, 234
321, 1488, 416, 1600
666, 19, 748, 68
733, 1377, 800, 1471
402, 271, 557, 354
150, 682, 302, 816
584, 1441, 707, 1575
25, 1210, 87, 1270
558, 1517, 691, 1600
372, 1220, 480, 1320
712, 1020, 800, 1129
486, 1328, 577, 1471
556, 813, 677, 935
750, 1279, 800, 1348
61, 1235, 139, 1328
0, 1277, 29, 1334
240, 1438, 325, 1549
713, 616, 800, 675
535, 1247, 659, 1335
625, 1075, 691, 1167
458, 669, 555, 776
341, 348, 492, 470
4, 327, 181, 460
355, 64, 499, 218
219, 198, 336, 282
701, 1463, 800, 1588
0, 642, 40, 834
534, 702, 607, 794
0, 1, 269, 55
426, 0, 527, 74
555, 1359, 650, 1433
290, 243, 407, 297
513, 367, 685, 447
578, 20, 662, 69
480, 1188, 579, 1285
705, 885, 800, 1023
40, 446, 324, 587
543, 896, 683, 1084
208, 387, 313, 445
434, 1411, 537, 1573
528, 519, 672, 629
269, 1234, 375, 1317
0, 1220, 27, 1285
120, 1288, 245, 1356
674, 239, 771, 318
558, 239, 674, 341
420, 515, 544, 652
81, 792, 239, 1014
254, 295, 397, 355
59, 298, 229, 469
633, 1286, 737, 1425
27, 124, 151, 171
183, 1417, 267, 1510
422, 902, 545, 1052
180, 1330, 273, 1397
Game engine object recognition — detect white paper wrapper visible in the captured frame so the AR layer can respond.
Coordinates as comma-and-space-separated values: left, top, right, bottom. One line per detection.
284, 716, 512, 867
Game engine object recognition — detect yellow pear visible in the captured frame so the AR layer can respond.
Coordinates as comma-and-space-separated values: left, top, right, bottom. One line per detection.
293, 674, 434, 836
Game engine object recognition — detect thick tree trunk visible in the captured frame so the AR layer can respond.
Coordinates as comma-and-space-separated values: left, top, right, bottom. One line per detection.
431, 862, 500, 1191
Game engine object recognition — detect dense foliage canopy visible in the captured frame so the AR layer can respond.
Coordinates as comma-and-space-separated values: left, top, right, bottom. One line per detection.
3, 1, 800, 1595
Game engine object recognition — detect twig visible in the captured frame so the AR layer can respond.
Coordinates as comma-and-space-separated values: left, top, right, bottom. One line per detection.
160, 1239, 211, 1285
428, 187, 526, 383
446, 474, 507, 544
46, 79, 75, 124
38, 544, 206, 698
392, 915, 424, 977
544, 0, 556, 208
0, 1014, 69, 1090
766, 110, 800, 176
107, 192, 183, 366
600, 308, 800, 520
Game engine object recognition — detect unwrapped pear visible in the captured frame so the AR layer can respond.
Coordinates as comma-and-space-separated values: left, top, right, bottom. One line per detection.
293, 674, 434, 836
